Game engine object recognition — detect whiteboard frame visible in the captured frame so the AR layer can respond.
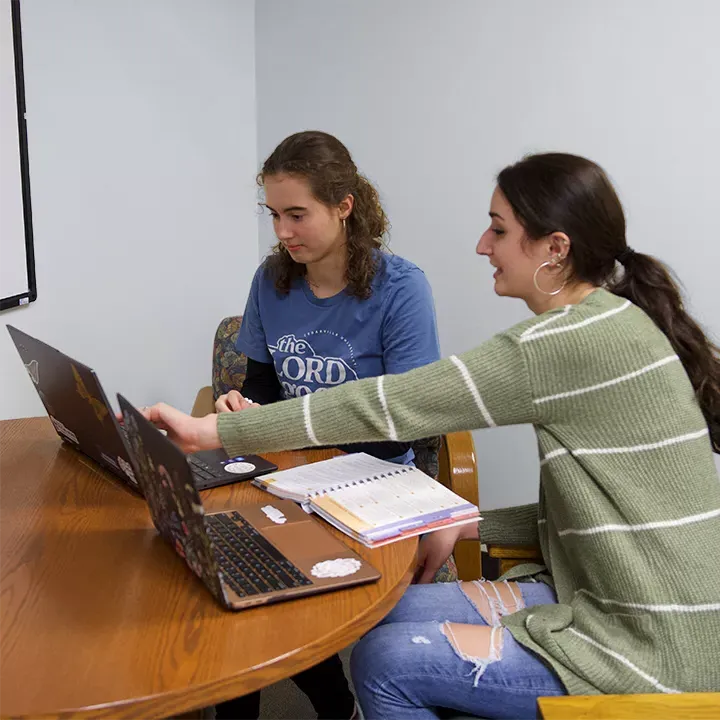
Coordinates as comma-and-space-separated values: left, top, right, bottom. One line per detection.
1, 0, 36, 312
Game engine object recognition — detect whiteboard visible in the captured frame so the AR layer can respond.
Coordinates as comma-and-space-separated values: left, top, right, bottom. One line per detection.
0, 0, 35, 311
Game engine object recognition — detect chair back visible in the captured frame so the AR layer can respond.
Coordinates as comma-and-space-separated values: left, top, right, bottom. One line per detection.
211, 316, 247, 400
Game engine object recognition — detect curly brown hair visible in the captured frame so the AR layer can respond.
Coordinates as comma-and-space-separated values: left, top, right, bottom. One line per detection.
259, 131, 389, 300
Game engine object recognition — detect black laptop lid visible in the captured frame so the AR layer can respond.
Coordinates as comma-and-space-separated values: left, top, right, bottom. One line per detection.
7, 325, 137, 485
118, 394, 226, 605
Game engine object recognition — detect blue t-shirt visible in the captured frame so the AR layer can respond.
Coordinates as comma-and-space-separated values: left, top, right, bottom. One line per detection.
237, 253, 440, 402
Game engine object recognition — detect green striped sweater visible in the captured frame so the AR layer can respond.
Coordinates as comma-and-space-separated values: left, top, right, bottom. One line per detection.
218, 288, 720, 695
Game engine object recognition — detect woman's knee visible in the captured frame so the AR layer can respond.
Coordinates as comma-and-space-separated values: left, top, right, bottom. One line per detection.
351, 625, 397, 689
351, 622, 437, 691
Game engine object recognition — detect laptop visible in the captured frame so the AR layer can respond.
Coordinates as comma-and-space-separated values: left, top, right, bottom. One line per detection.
118, 393, 381, 609
6, 325, 278, 492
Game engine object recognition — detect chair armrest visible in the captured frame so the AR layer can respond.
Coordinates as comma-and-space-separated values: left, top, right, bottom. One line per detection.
486, 544, 543, 576
191, 386, 215, 418
438, 431, 481, 581
438, 431, 479, 506
537, 692, 720, 720
486, 545, 542, 559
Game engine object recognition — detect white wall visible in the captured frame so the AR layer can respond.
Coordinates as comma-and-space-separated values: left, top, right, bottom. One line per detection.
0, 0, 257, 419
256, 0, 720, 508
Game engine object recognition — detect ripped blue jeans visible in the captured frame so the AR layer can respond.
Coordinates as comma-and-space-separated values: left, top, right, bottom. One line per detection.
350, 581, 566, 719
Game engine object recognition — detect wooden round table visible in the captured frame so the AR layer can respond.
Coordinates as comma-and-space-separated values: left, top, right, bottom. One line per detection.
0, 418, 417, 720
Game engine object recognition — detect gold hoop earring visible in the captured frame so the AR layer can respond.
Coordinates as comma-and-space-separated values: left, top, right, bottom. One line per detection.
342, 217, 347, 231
533, 261, 566, 296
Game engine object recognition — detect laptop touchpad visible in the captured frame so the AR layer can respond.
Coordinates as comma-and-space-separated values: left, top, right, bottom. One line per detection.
263, 522, 351, 559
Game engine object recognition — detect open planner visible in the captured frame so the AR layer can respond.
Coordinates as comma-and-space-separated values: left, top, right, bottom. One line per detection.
253, 453, 481, 548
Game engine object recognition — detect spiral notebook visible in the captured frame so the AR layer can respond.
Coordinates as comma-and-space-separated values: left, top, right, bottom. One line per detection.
252, 453, 480, 548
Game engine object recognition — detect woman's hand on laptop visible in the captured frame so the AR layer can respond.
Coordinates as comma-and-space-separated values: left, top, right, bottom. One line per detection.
215, 390, 260, 413
142, 403, 221, 454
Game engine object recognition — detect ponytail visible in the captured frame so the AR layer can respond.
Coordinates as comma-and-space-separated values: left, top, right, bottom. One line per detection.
608, 251, 720, 452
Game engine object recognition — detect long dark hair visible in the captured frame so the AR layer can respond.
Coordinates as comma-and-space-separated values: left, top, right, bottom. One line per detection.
497, 152, 720, 452
259, 131, 389, 300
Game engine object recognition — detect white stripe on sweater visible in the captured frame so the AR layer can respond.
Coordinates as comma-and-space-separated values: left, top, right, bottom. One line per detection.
302, 394, 320, 446
579, 589, 720, 614
377, 375, 398, 441
450, 355, 496, 427
521, 301, 631, 343
573, 429, 709, 456
540, 429, 708, 465
534, 355, 680, 404
558, 507, 720, 537
567, 628, 680, 693
520, 305, 572, 338
540, 448, 569, 466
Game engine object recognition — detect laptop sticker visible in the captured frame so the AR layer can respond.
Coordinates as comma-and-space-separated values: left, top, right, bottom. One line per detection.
100, 452, 119, 469
49, 416, 79, 444
117, 456, 137, 483
260, 505, 287, 524
72, 364, 109, 423
24, 359, 39, 385
224, 461, 257, 474
153, 466, 207, 578
311, 558, 362, 578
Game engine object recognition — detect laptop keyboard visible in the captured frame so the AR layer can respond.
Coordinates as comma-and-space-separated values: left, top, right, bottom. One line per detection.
207, 512, 312, 598
188, 456, 222, 483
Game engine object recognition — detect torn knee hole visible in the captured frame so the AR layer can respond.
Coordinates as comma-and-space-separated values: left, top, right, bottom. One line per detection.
440, 622, 504, 686
459, 580, 524, 624
458, 581, 495, 624
441, 622, 503, 659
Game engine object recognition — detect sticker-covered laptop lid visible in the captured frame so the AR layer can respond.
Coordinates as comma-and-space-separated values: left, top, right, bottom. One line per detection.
6, 324, 137, 487
118, 394, 227, 606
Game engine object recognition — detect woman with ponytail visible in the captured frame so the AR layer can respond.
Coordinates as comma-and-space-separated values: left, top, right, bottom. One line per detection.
145, 153, 720, 718
494, 153, 720, 452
